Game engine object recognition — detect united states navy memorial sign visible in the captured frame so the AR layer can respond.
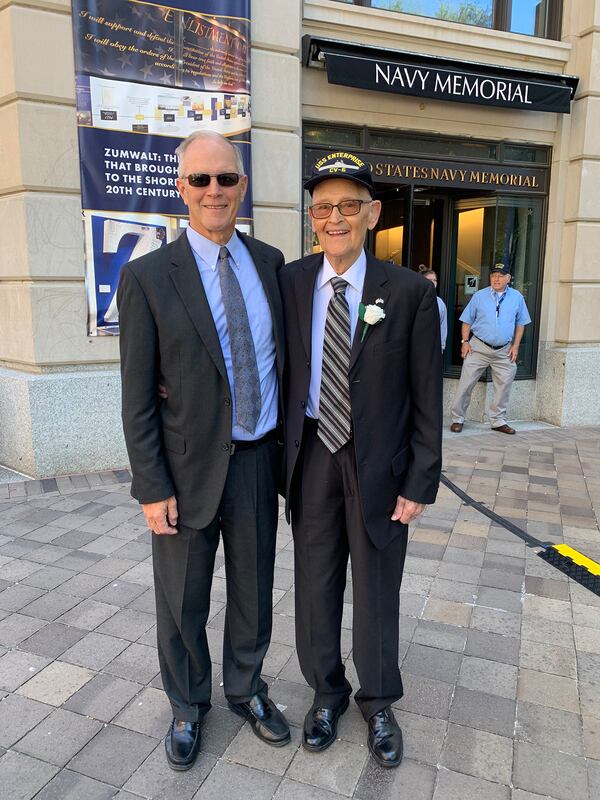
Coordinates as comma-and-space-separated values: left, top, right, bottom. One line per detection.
303, 37, 579, 115
304, 149, 548, 195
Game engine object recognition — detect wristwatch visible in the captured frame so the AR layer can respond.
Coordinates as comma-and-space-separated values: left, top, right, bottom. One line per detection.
460, 339, 469, 344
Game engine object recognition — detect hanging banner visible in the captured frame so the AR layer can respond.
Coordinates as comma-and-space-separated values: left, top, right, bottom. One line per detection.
72, 0, 252, 335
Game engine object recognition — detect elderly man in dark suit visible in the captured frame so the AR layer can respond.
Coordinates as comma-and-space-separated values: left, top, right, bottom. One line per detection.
280, 153, 443, 768
118, 131, 290, 771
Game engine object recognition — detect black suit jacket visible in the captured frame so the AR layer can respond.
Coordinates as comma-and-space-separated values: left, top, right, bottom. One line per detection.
118, 230, 285, 530
280, 250, 443, 550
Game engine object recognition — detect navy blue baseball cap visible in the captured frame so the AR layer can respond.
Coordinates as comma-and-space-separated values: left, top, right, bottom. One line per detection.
490, 263, 511, 275
304, 151, 375, 197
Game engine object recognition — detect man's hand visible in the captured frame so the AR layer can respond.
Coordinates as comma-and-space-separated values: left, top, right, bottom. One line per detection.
392, 496, 426, 524
460, 342, 472, 359
508, 344, 519, 363
143, 496, 178, 535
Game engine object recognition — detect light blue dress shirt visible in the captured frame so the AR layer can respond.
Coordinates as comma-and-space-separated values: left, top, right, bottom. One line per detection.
460, 285, 531, 347
306, 251, 366, 419
437, 297, 448, 351
186, 226, 278, 441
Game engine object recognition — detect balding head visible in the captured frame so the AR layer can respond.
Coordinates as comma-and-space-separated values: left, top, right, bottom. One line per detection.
175, 131, 244, 178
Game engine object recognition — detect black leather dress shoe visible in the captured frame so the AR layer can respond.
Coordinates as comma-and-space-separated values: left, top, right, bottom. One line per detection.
228, 693, 290, 746
303, 697, 349, 752
164, 718, 201, 771
368, 707, 403, 768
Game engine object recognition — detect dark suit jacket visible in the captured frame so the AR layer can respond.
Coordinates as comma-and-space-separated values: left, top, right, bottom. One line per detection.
118, 230, 285, 530
280, 250, 443, 550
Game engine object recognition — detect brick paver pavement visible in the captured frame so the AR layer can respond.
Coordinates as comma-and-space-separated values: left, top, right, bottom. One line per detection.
0, 424, 599, 799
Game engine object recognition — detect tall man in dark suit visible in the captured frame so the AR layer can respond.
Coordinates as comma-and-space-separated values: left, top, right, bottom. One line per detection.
280, 153, 443, 768
118, 131, 290, 771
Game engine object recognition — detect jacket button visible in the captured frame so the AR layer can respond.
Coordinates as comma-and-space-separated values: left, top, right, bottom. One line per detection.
306, 360, 310, 368
222, 443, 229, 451
225, 397, 231, 406
300, 400, 306, 408
294, 440, 300, 447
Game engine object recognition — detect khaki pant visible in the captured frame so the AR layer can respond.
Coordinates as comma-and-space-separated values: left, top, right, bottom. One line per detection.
451, 337, 517, 428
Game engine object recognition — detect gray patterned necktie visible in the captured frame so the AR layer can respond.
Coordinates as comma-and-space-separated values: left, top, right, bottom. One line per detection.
318, 276, 352, 453
218, 246, 261, 434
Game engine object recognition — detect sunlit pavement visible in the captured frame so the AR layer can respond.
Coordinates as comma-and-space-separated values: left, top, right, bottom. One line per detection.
0, 424, 598, 800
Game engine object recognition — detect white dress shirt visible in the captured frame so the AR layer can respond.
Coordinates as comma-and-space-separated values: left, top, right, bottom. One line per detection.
306, 251, 367, 419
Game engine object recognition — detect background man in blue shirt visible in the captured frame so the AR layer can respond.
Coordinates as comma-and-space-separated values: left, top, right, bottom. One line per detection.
450, 264, 531, 434
418, 266, 447, 352
118, 131, 290, 771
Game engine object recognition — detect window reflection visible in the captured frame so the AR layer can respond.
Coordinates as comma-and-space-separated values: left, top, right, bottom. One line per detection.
334, 1, 560, 40
503, 145, 548, 164
368, 131, 497, 159
304, 126, 363, 149
373, 192, 407, 265
510, 0, 549, 37
367, 1, 493, 27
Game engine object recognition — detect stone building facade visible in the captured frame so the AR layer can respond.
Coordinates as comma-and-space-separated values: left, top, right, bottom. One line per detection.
0, 0, 598, 477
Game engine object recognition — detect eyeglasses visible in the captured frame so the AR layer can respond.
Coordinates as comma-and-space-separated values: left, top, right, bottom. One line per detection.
309, 199, 372, 219
182, 172, 241, 188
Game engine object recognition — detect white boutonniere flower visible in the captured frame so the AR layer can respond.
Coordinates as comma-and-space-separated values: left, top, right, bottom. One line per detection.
359, 301, 386, 342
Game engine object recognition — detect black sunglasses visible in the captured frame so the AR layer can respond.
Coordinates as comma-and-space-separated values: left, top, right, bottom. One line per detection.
183, 172, 241, 188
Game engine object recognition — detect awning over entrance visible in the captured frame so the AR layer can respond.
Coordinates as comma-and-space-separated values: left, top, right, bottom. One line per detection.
303, 36, 579, 114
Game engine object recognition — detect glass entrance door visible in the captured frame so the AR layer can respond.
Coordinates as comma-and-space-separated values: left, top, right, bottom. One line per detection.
447, 197, 497, 368
447, 195, 543, 376
371, 187, 446, 270
371, 186, 410, 265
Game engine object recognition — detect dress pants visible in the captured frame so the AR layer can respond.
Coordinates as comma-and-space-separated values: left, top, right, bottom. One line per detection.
152, 438, 279, 722
291, 419, 407, 721
451, 337, 517, 428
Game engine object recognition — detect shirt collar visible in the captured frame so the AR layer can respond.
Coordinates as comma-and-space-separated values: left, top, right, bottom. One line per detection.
490, 285, 509, 299
318, 250, 367, 293
186, 226, 242, 271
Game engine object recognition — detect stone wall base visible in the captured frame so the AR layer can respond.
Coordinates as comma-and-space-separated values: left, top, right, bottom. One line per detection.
535, 342, 600, 426
0, 366, 127, 478
2, 345, 599, 477
442, 376, 536, 426
442, 342, 600, 428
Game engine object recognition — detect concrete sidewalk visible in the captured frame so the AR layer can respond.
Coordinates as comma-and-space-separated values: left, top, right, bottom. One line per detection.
0, 424, 599, 800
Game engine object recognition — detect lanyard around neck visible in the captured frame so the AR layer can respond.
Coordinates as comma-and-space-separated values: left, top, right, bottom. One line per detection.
494, 290, 506, 318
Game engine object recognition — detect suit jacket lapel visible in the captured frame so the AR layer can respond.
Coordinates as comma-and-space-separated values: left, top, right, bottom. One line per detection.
295, 253, 322, 363
169, 233, 228, 382
349, 252, 390, 373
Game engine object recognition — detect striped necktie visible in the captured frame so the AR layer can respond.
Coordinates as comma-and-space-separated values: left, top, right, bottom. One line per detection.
318, 276, 352, 453
218, 246, 261, 434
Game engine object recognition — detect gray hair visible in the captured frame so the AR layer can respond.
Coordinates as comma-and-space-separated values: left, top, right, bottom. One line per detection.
175, 131, 245, 178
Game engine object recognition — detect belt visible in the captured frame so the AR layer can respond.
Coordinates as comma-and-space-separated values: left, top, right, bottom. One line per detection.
474, 336, 510, 351
230, 427, 278, 454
